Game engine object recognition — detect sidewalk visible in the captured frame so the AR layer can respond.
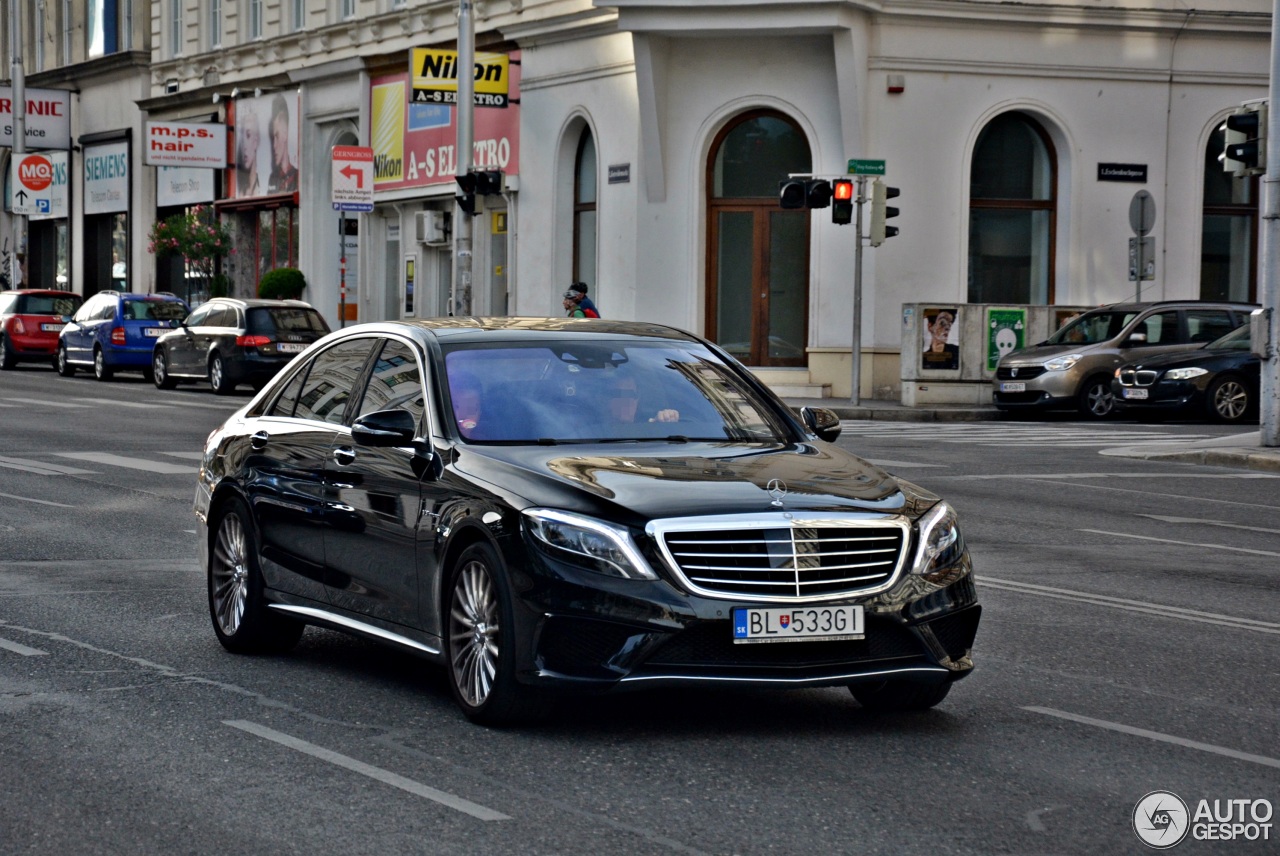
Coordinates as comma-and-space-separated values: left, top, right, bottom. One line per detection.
783, 397, 1280, 474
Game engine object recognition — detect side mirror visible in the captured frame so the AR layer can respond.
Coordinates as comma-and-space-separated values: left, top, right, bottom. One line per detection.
351, 409, 418, 447
800, 406, 842, 442
1125, 332, 1148, 346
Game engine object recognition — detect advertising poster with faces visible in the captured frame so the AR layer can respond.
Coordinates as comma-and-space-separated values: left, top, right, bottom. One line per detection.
986, 307, 1026, 371
921, 307, 959, 371
231, 92, 301, 199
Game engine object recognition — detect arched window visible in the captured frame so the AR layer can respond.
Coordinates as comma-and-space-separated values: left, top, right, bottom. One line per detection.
706, 110, 811, 367
573, 130, 597, 290
1200, 126, 1257, 302
968, 112, 1056, 304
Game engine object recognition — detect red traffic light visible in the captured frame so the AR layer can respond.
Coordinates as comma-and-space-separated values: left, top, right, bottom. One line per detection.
833, 180, 854, 201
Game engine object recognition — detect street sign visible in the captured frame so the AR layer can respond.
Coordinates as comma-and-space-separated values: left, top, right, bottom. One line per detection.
1129, 190, 1156, 236
847, 159, 886, 176
9, 153, 56, 216
331, 146, 374, 212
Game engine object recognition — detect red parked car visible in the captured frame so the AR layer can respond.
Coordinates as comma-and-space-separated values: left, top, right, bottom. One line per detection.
0, 289, 83, 370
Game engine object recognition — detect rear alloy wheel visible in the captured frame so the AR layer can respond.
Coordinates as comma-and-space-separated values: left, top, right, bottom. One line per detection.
1077, 377, 1114, 419
446, 542, 551, 725
208, 497, 304, 654
209, 353, 233, 395
153, 349, 177, 389
850, 680, 952, 713
0, 336, 15, 370
93, 347, 113, 381
1207, 375, 1251, 423
56, 343, 75, 377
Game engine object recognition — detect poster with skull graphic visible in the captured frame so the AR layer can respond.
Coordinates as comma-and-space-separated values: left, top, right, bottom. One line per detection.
986, 308, 1026, 371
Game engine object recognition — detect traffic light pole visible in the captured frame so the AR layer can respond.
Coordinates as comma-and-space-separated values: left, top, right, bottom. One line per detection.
849, 177, 868, 406
9, 0, 27, 286
451, 0, 476, 316
1260, 0, 1280, 446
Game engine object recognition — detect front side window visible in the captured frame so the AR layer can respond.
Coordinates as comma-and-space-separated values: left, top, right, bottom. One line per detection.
294, 339, 378, 424
969, 112, 1056, 304
355, 339, 425, 421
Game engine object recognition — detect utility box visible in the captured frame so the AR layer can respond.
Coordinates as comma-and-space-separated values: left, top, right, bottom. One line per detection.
900, 303, 1092, 406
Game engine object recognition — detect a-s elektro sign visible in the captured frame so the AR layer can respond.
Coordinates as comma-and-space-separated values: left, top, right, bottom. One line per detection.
144, 122, 227, 168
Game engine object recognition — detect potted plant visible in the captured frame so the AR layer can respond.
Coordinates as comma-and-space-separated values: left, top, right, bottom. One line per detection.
147, 205, 231, 302
257, 267, 307, 301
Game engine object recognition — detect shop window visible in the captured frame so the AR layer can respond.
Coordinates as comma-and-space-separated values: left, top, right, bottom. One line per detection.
968, 112, 1056, 304
254, 206, 299, 288
1200, 125, 1257, 302
573, 131, 597, 290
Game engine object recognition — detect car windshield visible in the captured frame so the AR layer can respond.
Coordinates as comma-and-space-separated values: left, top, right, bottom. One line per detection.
443, 339, 792, 443
125, 299, 187, 321
1205, 323, 1250, 351
249, 307, 330, 335
16, 294, 81, 316
1045, 310, 1141, 345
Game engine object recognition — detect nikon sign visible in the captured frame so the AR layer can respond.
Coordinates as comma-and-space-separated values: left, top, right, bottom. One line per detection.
409, 48, 510, 108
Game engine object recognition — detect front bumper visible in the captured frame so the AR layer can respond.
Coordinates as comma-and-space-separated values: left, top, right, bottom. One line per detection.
506, 543, 980, 692
992, 369, 1077, 409
1111, 378, 1205, 413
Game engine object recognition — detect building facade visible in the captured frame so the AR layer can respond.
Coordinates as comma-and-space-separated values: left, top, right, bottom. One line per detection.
2, 0, 1271, 399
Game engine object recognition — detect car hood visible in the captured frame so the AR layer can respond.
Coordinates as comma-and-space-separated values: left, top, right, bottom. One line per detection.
451, 441, 912, 521
1002, 341, 1098, 364
1123, 346, 1251, 371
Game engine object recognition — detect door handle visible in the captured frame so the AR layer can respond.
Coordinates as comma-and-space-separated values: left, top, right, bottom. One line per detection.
250, 431, 270, 450
333, 446, 356, 466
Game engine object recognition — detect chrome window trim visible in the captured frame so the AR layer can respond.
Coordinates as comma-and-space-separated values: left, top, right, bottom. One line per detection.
647, 512, 912, 603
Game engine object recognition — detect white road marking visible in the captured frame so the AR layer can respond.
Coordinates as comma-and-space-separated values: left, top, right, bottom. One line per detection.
160, 451, 205, 460
52, 452, 196, 474
142, 398, 242, 411
0, 456, 97, 476
1024, 707, 1280, 770
1077, 528, 1280, 558
864, 459, 946, 469
70, 397, 175, 410
0, 491, 75, 508
0, 636, 49, 656
1137, 514, 1280, 535
223, 720, 511, 821
0, 396, 92, 409
978, 576, 1280, 634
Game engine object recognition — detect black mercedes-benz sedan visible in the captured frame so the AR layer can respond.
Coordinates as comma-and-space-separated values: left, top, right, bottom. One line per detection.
195, 318, 980, 724
1111, 324, 1260, 423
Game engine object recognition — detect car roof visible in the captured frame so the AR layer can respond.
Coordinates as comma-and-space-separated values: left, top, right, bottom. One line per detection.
341, 317, 705, 346
1088, 300, 1258, 313
203, 297, 317, 309
3, 289, 79, 297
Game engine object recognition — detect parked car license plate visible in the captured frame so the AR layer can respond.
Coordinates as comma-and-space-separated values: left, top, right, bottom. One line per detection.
732, 605, 864, 643
40, 323, 64, 332
278, 343, 306, 353
1000, 382, 1026, 392
1123, 388, 1149, 399
143, 328, 165, 337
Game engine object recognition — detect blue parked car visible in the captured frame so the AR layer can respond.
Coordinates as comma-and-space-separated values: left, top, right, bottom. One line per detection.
57, 291, 190, 381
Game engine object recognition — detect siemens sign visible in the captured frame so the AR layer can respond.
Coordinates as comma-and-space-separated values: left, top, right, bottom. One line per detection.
84, 142, 130, 215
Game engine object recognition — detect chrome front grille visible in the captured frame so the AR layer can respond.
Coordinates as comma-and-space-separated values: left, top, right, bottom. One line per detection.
997, 365, 1046, 380
1117, 368, 1159, 386
649, 513, 910, 602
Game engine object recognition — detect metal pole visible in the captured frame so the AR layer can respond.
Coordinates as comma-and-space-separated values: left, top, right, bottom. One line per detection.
10, 0, 27, 286
851, 175, 865, 406
1260, 0, 1280, 446
339, 212, 347, 329
451, 0, 476, 316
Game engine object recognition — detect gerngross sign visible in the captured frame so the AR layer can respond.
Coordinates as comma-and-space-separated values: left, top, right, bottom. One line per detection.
0, 87, 72, 151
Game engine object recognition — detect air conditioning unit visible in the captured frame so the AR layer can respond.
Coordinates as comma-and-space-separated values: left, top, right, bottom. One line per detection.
416, 210, 450, 245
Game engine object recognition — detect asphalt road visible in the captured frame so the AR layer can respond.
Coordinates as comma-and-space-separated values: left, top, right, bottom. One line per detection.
1, 363, 1277, 855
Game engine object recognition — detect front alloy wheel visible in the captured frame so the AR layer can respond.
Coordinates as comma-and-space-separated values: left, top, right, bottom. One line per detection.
1208, 375, 1250, 423
1077, 377, 1114, 419
153, 349, 177, 389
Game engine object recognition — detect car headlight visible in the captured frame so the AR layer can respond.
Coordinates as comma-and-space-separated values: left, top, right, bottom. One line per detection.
911, 502, 964, 575
1044, 354, 1082, 371
1164, 367, 1208, 381
524, 509, 658, 580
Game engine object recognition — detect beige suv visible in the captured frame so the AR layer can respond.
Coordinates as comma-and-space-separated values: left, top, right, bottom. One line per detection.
993, 300, 1257, 419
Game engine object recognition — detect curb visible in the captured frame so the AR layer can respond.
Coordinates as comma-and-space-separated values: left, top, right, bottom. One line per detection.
1100, 447, 1280, 473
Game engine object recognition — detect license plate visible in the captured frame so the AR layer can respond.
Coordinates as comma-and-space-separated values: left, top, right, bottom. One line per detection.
1124, 388, 1149, 399
1000, 382, 1026, 392
278, 343, 306, 353
143, 328, 165, 337
41, 323, 64, 332
732, 605, 864, 644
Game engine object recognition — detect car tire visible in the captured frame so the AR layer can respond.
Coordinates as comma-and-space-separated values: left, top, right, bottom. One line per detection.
208, 496, 304, 655
1076, 376, 1115, 419
850, 679, 952, 712
56, 343, 75, 377
93, 347, 113, 381
445, 542, 552, 725
1207, 374, 1251, 423
153, 349, 177, 390
0, 336, 15, 370
209, 353, 233, 395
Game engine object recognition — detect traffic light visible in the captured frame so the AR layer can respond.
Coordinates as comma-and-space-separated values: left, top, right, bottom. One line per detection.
455, 172, 478, 216
778, 178, 833, 209
869, 179, 900, 246
473, 169, 504, 195
831, 179, 854, 225
1220, 103, 1266, 176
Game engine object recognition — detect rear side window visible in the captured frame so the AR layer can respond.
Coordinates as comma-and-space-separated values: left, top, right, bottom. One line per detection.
249, 307, 330, 335
207, 306, 238, 327
124, 300, 187, 321
16, 294, 81, 315
293, 338, 378, 424
1136, 311, 1177, 345
1185, 310, 1236, 344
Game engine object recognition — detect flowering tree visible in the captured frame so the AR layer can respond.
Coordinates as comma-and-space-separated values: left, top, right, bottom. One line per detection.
147, 205, 232, 300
